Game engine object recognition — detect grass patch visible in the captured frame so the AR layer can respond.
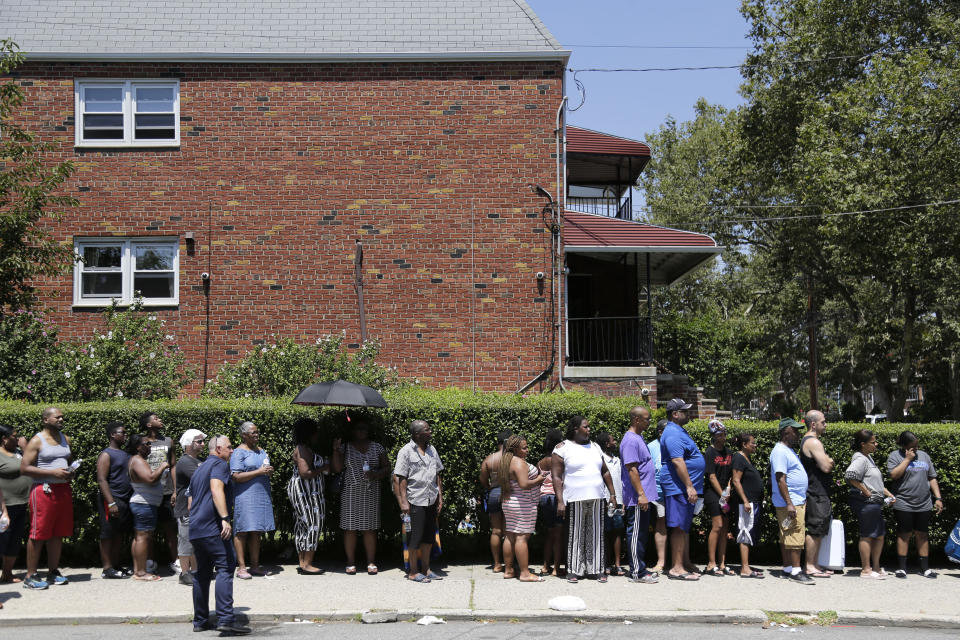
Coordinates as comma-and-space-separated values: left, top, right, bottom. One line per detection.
764, 611, 809, 626
813, 611, 838, 626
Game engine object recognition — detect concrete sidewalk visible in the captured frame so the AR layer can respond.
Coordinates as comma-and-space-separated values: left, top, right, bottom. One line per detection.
2, 563, 960, 628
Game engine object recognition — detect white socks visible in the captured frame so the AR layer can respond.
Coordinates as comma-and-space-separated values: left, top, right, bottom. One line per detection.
783, 566, 801, 575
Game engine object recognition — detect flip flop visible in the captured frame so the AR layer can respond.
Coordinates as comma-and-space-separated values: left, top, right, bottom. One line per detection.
235, 569, 252, 580
597, 574, 608, 583
345, 566, 357, 575
721, 567, 737, 576
519, 575, 545, 582
425, 571, 444, 581
567, 575, 579, 583
134, 573, 161, 582
703, 567, 723, 577
407, 573, 431, 583
740, 570, 765, 579
667, 572, 700, 581
367, 564, 378, 575
807, 571, 832, 578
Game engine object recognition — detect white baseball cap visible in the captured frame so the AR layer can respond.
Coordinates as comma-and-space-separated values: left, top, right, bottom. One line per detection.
179, 429, 207, 449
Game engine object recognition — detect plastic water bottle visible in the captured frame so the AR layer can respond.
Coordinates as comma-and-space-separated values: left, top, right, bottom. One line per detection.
362, 460, 371, 473
0, 513, 9, 533
402, 513, 412, 532
720, 488, 730, 514
263, 454, 270, 467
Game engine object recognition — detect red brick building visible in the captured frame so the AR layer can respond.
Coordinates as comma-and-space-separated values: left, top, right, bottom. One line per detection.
6, 2, 720, 404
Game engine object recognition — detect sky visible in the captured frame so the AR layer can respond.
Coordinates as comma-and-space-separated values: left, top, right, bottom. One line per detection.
525, 0, 752, 143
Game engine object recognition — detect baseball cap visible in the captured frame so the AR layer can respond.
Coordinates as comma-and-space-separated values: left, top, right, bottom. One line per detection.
179, 428, 207, 448
665, 398, 692, 412
708, 419, 726, 435
777, 418, 803, 436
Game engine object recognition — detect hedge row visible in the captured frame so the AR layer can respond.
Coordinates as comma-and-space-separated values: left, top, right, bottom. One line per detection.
1, 391, 958, 563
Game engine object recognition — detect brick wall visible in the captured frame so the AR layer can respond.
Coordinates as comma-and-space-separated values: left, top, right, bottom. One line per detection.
11, 60, 565, 392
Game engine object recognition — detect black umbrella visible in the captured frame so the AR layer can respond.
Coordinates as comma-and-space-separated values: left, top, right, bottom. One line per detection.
291, 380, 388, 408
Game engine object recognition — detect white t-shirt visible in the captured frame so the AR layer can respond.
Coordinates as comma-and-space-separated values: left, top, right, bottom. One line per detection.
554, 440, 606, 503
601, 452, 623, 504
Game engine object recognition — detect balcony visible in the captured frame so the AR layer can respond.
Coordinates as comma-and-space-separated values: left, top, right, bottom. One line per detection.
565, 195, 633, 220
567, 316, 653, 366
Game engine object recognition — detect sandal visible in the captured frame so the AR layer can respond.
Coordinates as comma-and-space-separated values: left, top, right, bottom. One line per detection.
425, 571, 443, 581
740, 570, 765, 579
345, 566, 357, 575
367, 564, 378, 575
236, 569, 252, 580
597, 574, 608, 583
134, 573, 161, 582
703, 566, 723, 577
721, 566, 737, 576
667, 572, 700, 581
407, 573, 431, 583
567, 575, 579, 583
518, 575, 545, 582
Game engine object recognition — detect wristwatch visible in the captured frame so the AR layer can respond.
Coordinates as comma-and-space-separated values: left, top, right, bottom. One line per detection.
220, 515, 230, 521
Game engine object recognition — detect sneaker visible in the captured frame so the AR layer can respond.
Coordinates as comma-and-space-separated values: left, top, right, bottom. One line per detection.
146, 559, 157, 574
922, 569, 938, 579
895, 569, 907, 579
789, 572, 815, 585
216, 622, 252, 635
179, 572, 194, 586
101, 568, 127, 580
629, 573, 659, 584
47, 570, 69, 585
119, 566, 135, 577
23, 573, 49, 590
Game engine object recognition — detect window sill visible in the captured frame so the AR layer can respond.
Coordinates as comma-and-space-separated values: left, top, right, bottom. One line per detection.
74, 142, 180, 150
72, 300, 179, 309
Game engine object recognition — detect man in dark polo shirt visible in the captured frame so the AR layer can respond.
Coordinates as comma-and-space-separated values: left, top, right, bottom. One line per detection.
188, 435, 248, 635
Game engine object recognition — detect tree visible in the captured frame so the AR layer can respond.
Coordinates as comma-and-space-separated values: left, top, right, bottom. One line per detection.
0, 39, 77, 314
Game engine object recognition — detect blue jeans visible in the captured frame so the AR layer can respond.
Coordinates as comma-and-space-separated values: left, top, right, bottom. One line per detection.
191, 534, 237, 628
624, 505, 651, 578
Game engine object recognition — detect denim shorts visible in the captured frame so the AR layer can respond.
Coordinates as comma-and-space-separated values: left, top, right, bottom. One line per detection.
537, 494, 563, 529
486, 487, 502, 515
129, 502, 159, 532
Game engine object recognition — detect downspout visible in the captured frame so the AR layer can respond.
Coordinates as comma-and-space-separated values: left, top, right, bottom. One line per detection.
556, 95, 567, 391
517, 94, 567, 395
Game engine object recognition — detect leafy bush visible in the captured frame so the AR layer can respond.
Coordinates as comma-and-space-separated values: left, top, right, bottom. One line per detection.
49, 300, 192, 401
0, 310, 62, 400
202, 334, 405, 398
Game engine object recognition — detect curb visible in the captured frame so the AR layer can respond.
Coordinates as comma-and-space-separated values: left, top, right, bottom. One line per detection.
3, 609, 960, 629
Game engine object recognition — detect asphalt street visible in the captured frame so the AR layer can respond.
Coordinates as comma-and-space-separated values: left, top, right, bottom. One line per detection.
7, 621, 957, 640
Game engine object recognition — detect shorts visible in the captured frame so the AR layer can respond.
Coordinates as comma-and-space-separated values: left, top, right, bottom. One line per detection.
537, 494, 563, 529
0, 503, 27, 557
604, 511, 625, 533
97, 493, 133, 539
775, 503, 806, 549
130, 502, 159, 532
651, 500, 665, 519
850, 499, 885, 539
177, 516, 194, 556
894, 509, 931, 535
703, 493, 727, 518
157, 494, 176, 524
804, 494, 832, 537
486, 487, 502, 516
664, 493, 695, 532
408, 501, 438, 550
28, 483, 74, 540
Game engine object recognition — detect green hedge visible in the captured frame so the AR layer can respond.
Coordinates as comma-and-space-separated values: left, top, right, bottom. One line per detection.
1, 393, 958, 564
0, 389, 643, 559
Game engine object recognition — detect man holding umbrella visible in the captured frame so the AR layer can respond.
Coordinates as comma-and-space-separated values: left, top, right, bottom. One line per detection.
394, 420, 443, 583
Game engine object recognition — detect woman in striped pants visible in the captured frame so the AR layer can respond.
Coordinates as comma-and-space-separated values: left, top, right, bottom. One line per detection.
287, 418, 334, 575
499, 435, 547, 582
551, 416, 619, 583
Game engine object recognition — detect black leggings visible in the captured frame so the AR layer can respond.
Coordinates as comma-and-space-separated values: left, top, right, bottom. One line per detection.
409, 501, 438, 550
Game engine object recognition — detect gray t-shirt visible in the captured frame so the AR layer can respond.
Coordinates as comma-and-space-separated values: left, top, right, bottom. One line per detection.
886, 449, 937, 512
845, 452, 884, 503
393, 440, 443, 507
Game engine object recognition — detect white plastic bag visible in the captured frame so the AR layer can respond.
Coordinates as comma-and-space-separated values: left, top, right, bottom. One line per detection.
548, 596, 586, 611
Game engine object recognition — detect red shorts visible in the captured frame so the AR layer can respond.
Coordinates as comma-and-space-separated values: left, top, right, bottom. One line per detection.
29, 483, 74, 540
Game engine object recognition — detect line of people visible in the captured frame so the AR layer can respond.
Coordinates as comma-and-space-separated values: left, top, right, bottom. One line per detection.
478, 399, 945, 584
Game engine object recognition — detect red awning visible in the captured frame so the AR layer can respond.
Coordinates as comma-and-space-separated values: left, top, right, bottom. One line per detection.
562, 210, 721, 285
566, 126, 651, 157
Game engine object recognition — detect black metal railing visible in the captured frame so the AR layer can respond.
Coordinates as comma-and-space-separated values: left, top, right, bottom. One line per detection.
565, 196, 633, 220
567, 316, 653, 365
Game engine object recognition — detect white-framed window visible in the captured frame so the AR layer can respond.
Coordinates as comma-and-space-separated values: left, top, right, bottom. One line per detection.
74, 79, 180, 147
73, 237, 179, 307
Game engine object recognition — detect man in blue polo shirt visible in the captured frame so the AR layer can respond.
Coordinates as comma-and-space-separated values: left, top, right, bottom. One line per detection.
188, 435, 249, 634
660, 398, 705, 581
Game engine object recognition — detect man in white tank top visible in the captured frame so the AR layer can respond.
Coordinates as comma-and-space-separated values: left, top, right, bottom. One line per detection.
20, 407, 75, 589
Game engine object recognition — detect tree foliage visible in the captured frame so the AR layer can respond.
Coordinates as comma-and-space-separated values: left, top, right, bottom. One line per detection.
0, 40, 77, 314
638, 1, 960, 418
